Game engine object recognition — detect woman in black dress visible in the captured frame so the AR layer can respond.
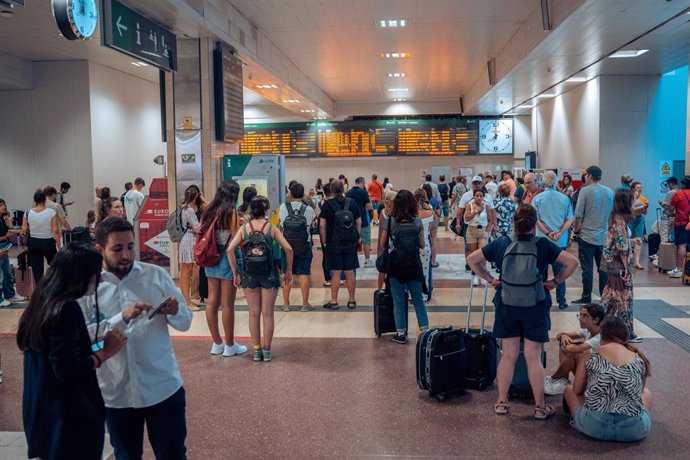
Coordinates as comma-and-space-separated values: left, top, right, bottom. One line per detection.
17, 243, 126, 460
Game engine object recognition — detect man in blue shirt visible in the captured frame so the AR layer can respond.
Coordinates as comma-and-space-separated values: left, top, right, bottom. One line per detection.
573, 165, 613, 304
533, 171, 575, 309
346, 177, 373, 266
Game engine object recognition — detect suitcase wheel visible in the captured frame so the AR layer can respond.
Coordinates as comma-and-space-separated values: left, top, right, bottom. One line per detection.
377, 333, 382, 338
435, 393, 447, 403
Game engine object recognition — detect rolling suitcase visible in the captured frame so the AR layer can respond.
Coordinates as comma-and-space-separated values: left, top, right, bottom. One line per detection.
14, 266, 35, 299
682, 253, 690, 285
657, 242, 676, 272
198, 265, 208, 300
504, 339, 547, 400
416, 326, 467, 402
462, 283, 498, 391
648, 208, 662, 257
374, 287, 407, 337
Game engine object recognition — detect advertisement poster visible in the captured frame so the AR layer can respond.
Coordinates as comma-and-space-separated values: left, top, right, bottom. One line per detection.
137, 178, 170, 269
659, 161, 672, 196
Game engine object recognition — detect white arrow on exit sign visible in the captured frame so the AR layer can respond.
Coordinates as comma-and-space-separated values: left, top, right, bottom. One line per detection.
116, 16, 128, 36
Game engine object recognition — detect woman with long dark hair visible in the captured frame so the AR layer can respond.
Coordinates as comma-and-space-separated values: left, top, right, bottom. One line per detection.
564, 316, 652, 442
200, 180, 247, 357
379, 190, 428, 344
178, 185, 205, 310
21, 189, 60, 282
415, 188, 434, 300
315, 178, 324, 198
238, 186, 258, 224
601, 189, 641, 342
17, 243, 126, 460
97, 187, 112, 223
97, 197, 125, 224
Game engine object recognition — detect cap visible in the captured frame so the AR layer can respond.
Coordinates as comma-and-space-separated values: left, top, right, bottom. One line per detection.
586, 165, 602, 181
471, 175, 483, 183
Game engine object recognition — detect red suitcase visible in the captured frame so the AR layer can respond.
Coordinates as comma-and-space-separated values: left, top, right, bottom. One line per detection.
14, 267, 35, 299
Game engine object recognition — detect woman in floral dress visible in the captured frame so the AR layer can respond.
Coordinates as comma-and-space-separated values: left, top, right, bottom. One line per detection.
178, 185, 205, 310
601, 188, 641, 343
494, 183, 517, 237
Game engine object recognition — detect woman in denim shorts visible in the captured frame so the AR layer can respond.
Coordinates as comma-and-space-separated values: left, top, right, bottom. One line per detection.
564, 316, 652, 442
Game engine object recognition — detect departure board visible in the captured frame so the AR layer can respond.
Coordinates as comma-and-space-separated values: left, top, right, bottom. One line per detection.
317, 121, 397, 156
241, 123, 317, 156
240, 118, 507, 156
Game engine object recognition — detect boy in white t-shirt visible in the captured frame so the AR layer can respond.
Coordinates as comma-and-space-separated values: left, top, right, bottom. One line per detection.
124, 177, 146, 225
544, 303, 605, 395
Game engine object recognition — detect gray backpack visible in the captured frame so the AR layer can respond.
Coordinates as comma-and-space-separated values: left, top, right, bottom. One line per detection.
500, 236, 546, 307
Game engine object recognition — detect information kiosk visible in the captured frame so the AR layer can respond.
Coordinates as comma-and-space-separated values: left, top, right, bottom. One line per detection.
222, 154, 286, 216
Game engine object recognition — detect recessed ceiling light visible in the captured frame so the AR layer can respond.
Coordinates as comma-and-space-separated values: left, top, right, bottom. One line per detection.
387, 88, 409, 92
565, 77, 588, 83
517, 104, 534, 109
393, 98, 407, 102
536, 93, 556, 98
381, 52, 409, 59
377, 19, 408, 28
609, 49, 649, 58
283, 99, 300, 104
387, 73, 406, 77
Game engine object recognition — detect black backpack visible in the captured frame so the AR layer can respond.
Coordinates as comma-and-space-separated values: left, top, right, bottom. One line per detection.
282, 202, 309, 256
330, 198, 359, 251
390, 219, 421, 269
438, 183, 449, 202
242, 222, 274, 276
69, 226, 93, 245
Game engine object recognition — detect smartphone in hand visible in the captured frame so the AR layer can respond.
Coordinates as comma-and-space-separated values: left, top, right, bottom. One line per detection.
148, 297, 173, 320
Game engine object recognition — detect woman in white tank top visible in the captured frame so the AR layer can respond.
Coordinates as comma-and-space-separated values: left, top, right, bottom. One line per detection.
21, 190, 60, 282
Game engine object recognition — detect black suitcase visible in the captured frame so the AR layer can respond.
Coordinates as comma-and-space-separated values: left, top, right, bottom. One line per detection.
198, 265, 208, 300
462, 283, 498, 391
504, 338, 546, 400
416, 326, 467, 402
374, 287, 407, 337
648, 208, 662, 257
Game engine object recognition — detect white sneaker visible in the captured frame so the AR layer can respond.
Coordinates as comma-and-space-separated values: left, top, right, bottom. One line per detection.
210, 341, 226, 355
472, 276, 480, 287
669, 268, 683, 278
223, 342, 248, 357
0, 299, 10, 308
9, 294, 26, 302
544, 376, 569, 395
363, 259, 375, 268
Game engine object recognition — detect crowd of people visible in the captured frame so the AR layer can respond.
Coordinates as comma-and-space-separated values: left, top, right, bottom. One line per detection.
6, 164, 690, 457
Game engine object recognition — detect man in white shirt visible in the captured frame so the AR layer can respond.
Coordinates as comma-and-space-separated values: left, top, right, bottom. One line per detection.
124, 177, 146, 224
83, 217, 192, 459
279, 182, 316, 311
423, 173, 442, 203
484, 173, 499, 201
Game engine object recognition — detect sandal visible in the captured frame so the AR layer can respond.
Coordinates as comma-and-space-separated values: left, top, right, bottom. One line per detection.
347, 300, 357, 310
494, 401, 509, 415
282, 305, 290, 312
322, 301, 339, 310
534, 404, 555, 420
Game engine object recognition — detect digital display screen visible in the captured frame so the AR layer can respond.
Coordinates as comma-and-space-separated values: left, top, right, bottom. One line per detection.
240, 118, 509, 156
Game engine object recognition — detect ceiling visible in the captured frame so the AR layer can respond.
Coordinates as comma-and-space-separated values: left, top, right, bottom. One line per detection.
1, 0, 690, 118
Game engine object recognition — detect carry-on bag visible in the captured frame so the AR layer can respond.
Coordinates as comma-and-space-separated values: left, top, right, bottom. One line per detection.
503, 338, 546, 400
682, 253, 690, 285
462, 283, 498, 391
14, 266, 35, 299
657, 242, 676, 272
416, 326, 467, 402
374, 287, 408, 337
648, 208, 662, 257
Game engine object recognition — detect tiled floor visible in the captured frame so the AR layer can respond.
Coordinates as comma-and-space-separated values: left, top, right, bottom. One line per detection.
2, 236, 690, 457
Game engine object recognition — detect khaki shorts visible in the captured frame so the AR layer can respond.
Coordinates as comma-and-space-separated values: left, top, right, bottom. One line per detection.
465, 225, 488, 245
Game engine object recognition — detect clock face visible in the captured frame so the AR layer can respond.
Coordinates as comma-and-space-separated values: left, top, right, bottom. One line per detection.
53, 0, 99, 40
479, 119, 513, 154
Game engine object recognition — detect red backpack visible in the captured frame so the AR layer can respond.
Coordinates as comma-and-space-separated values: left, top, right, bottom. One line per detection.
194, 214, 229, 267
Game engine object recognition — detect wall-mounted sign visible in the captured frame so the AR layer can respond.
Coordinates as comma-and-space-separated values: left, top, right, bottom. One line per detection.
214, 45, 244, 142
102, 0, 177, 71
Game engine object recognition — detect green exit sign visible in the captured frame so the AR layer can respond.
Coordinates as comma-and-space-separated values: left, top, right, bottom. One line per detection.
102, 0, 177, 71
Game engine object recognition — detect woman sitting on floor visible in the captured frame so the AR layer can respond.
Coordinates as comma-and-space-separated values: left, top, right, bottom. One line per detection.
564, 316, 652, 442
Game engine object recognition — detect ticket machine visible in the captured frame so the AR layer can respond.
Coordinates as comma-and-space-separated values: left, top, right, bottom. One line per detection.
222, 154, 286, 216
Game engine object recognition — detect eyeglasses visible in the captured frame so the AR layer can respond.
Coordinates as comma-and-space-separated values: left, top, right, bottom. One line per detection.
576, 313, 590, 319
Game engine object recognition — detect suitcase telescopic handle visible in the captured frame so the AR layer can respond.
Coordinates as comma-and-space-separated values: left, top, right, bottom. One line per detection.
480, 283, 489, 333
465, 281, 474, 333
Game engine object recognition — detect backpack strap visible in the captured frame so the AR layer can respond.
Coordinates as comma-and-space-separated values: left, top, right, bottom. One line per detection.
343, 198, 351, 211
260, 221, 269, 233
286, 202, 294, 214
298, 204, 307, 216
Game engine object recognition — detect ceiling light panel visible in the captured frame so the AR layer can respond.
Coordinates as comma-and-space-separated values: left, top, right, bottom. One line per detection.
609, 49, 649, 58
387, 73, 406, 77
380, 52, 409, 58
387, 88, 409, 92
377, 19, 407, 28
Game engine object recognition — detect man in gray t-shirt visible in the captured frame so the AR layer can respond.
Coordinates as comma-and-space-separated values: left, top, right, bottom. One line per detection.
573, 165, 613, 305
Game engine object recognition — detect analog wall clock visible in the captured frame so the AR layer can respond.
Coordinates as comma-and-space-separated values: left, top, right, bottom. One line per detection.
52, 0, 99, 40
479, 119, 513, 154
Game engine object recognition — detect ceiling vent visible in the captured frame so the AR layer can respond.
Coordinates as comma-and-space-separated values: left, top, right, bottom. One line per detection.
487, 59, 496, 86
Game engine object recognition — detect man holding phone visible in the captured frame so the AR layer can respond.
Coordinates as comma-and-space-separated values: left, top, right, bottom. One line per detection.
81, 217, 192, 459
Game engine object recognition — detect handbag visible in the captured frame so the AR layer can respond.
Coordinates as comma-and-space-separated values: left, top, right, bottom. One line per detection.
375, 217, 392, 273
194, 214, 231, 268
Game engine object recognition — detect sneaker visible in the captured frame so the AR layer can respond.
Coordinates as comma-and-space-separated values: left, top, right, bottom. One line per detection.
431, 261, 440, 268
0, 299, 10, 308
571, 298, 591, 305
210, 341, 226, 355
391, 334, 407, 344
465, 264, 471, 271
628, 335, 643, 343
544, 376, 569, 395
558, 302, 569, 310
223, 342, 248, 357
323, 281, 331, 287
253, 348, 263, 362
668, 268, 683, 278
262, 350, 273, 362
9, 294, 26, 302
472, 276, 480, 287
363, 259, 375, 268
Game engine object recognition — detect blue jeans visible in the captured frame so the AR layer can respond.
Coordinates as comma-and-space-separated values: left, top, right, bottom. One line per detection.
389, 277, 429, 334
572, 406, 651, 442
577, 239, 608, 302
0, 254, 16, 299
553, 254, 566, 306
106, 387, 187, 460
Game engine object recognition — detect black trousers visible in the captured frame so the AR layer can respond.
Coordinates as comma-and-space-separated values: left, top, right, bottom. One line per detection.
28, 237, 57, 282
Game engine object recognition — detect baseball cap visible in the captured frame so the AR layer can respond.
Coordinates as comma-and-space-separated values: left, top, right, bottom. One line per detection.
585, 165, 602, 181
471, 175, 483, 183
